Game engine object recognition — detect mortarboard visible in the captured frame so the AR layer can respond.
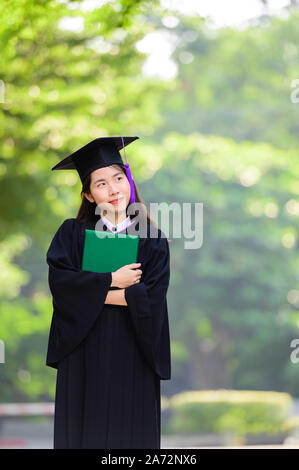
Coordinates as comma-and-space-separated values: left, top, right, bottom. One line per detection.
51, 136, 139, 204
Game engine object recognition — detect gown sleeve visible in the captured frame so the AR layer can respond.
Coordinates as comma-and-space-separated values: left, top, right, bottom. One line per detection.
124, 233, 171, 380
45, 218, 112, 369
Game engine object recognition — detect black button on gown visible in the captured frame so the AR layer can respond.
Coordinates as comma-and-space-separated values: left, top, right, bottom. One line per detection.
45, 216, 171, 449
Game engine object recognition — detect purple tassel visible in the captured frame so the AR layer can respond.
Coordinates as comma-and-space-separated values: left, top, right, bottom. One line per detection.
125, 163, 135, 204
121, 136, 135, 204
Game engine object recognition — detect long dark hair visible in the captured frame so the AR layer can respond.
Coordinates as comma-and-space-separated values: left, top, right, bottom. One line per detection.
76, 163, 158, 231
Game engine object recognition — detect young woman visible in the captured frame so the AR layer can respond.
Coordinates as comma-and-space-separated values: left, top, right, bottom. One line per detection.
45, 137, 171, 449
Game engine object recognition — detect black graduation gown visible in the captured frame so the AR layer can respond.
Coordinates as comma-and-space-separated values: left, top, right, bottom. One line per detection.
45, 216, 171, 449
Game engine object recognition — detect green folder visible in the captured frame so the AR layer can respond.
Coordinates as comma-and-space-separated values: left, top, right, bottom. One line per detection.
82, 229, 140, 289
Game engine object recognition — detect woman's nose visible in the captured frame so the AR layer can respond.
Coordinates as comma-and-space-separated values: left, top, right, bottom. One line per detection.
109, 188, 119, 196
108, 183, 118, 193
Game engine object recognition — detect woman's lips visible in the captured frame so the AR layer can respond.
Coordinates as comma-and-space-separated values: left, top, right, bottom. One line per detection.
109, 197, 123, 205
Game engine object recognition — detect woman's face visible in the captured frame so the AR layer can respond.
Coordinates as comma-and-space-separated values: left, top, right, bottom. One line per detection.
83, 165, 130, 215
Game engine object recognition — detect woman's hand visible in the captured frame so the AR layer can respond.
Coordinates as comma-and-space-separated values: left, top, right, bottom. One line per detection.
111, 263, 142, 288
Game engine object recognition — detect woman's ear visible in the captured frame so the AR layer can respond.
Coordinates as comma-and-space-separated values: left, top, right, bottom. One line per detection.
83, 192, 94, 203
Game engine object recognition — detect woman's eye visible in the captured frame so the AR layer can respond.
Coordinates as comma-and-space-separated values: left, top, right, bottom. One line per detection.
97, 176, 122, 187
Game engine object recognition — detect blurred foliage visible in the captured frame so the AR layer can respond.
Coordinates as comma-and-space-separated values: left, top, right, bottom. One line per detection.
0, 1, 298, 405
154, 10, 299, 149
0, 0, 170, 245
143, 133, 299, 396
164, 389, 292, 436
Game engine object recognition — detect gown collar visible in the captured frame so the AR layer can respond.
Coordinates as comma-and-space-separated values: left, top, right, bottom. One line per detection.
100, 214, 134, 233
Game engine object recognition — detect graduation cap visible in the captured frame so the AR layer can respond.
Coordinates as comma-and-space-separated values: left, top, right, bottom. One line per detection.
51, 136, 139, 204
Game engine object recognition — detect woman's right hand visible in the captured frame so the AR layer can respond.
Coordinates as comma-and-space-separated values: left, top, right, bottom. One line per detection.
111, 263, 142, 288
